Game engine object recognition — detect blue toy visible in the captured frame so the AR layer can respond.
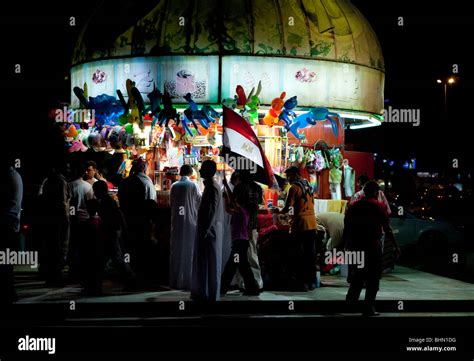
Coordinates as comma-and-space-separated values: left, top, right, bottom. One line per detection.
182, 111, 202, 136
279, 96, 298, 129
288, 107, 344, 140
183, 93, 220, 129
88, 94, 124, 127
147, 85, 163, 116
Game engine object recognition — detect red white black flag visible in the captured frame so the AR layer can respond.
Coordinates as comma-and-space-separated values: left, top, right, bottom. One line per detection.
222, 106, 277, 188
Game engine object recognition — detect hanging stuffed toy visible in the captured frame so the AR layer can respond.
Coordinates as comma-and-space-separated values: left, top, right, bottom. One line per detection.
226, 82, 262, 125
314, 150, 326, 171
125, 79, 140, 125
288, 107, 343, 140
245, 81, 262, 125
279, 96, 298, 129
147, 83, 163, 116
157, 91, 178, 127
263, 92, 286, 127
183, 93, 219, 129
328, 147, 344, 200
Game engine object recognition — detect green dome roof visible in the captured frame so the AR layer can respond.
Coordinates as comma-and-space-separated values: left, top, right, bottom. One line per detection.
72, 0, 384, 71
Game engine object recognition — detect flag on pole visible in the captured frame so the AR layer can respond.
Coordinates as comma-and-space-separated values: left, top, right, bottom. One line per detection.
222, 106, 277, 188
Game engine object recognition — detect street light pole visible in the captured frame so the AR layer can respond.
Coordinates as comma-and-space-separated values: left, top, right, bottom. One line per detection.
444, 82, 447, 114
437, 77, 455, 119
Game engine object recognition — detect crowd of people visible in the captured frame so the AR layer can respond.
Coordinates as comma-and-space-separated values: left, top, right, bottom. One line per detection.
1, 149, 398, 315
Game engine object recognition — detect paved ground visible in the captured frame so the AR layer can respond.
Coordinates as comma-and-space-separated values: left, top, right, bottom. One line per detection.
14, 265, 474, 304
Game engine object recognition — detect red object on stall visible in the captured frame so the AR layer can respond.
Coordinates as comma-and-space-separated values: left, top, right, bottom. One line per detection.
343, 150, 374, 195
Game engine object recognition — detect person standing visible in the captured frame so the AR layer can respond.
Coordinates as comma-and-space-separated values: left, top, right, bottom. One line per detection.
191, 160, 224, 302
221, 173, 260, 296
273, 166, 320, 291
232, 170, 264, 291
349, 175, 399, 272
169, 165, 201, 290
0, 158, 23, 304
41, 161, 72, 286
118, 158, 156, 279
350, 175, 391, 215
344, 181, 390, 316
68, 163, 94, 280
93, 180, 135, 288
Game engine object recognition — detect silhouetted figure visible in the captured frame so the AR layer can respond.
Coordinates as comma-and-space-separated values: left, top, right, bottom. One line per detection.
81, 198, 105, 295
232, 170, 264, 291
93, 180, 135, 288
273, 166, 320, 291
0, 158, 23, 304
221, 172, 260, 296
191, 160, 224, 302
40, 161, 71, 286
118, 158, 156, 280
344, 181, 390, 316
68, 162, 94, 281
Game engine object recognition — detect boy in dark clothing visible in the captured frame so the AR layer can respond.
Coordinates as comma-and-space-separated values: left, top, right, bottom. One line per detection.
93, 181, 135, 287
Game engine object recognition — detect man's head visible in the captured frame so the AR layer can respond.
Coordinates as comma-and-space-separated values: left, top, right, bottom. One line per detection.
84, 161, 97, 180
284, 166, 301, 183
199, 160, 217, 180
92, 180, 109, 200
179, 164, 193, 177
357, 174, 369, 188
130, 158, 147, 175
363, 180, 380, 200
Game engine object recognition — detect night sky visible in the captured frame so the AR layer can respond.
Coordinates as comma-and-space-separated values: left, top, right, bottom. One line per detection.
1, 0, 473, 182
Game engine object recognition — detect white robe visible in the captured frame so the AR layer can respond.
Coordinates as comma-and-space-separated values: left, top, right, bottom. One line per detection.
191, 178, 224, 302
169, 176, 201, 290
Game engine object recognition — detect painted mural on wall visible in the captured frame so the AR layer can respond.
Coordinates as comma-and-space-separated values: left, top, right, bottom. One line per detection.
71, 56, 220, 107
72, 0, 384, 73
222, 56, 384, 114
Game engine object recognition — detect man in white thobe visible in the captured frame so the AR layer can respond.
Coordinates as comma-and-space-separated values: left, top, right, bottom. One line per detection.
169, 165, 201, 290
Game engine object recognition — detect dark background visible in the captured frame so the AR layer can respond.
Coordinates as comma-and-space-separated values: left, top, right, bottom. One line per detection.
1, 0, 473, 182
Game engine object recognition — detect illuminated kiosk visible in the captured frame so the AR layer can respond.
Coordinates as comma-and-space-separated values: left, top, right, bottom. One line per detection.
71, 0, 384, 131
